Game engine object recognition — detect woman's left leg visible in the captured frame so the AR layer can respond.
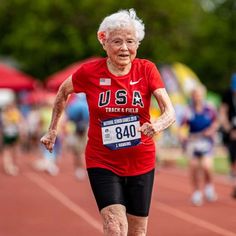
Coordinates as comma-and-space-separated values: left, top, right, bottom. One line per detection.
127, 214, 148, 236
201, 156, 217, 202
125, 169, 155, 236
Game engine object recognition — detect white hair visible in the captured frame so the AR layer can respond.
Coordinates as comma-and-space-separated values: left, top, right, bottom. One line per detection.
191, 84, 206, 97
97, 8, 145, 44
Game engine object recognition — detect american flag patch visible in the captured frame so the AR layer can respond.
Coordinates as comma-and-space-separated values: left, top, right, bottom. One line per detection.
100, 78, 111, 86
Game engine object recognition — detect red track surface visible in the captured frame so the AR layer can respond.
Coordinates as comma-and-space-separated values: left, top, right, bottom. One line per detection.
0, 153, 236, 236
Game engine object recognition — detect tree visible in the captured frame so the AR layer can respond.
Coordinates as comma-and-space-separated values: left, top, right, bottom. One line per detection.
0, 0, 234, 93
189, 0, 236, 92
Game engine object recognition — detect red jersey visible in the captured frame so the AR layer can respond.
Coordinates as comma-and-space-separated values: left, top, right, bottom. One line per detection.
72, 58, 164, 176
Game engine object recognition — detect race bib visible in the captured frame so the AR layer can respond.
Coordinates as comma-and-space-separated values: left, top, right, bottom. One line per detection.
186, 137, 212, 157
3, 124, 19, 137
101, 115, 141, 150
193, 139, 212, 153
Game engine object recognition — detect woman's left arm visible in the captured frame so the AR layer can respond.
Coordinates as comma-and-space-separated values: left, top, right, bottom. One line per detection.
139, 88, 176, 137
203, 108, 219, 138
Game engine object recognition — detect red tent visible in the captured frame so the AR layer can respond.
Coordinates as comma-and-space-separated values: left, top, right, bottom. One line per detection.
45, 57, 99, 91
23, 88, 56, 105
0, 63, 36, 91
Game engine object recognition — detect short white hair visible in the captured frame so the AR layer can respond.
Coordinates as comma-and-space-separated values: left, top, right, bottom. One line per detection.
97, 8, 145, 44
191, 84, 206, 97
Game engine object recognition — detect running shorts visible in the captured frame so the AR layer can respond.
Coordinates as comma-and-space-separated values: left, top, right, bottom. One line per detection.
87, 168, 155, 217
3, 135, 19, 146
186, 137, 213, 158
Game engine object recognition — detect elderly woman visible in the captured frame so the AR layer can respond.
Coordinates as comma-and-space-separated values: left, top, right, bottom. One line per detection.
41, 9, 175, 235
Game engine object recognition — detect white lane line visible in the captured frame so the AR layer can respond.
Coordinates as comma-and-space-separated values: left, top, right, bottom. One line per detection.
153, 201, 236, 236
158, 168, 231, 186
156, 181, 190, 194
25, 173, 103, 233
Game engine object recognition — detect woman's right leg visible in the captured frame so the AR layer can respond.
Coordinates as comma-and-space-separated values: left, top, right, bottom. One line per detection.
189, 158, 202, 206
101, 204, 128, 236
87, 168, 127, 235
201, 156, 217, 202
189, 158, 201, 191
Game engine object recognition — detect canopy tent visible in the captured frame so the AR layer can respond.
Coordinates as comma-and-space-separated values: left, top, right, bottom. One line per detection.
0, 89, 15, 107
45, 57, 99, 91
158, 64, 187, 126
153, 63, 201, 146
151, 62, 221, 148
0, 63, 36, 91
171, 62, 201, 96
21, 88, 56, 105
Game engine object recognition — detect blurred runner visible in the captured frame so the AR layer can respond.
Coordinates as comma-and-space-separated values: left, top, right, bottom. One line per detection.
66, 93, 89, 180
33, 100, 62, 176
179, 85, 218, 206
26, 105, 42, 155
1, 102, 24, 176
219, 73, 236, 198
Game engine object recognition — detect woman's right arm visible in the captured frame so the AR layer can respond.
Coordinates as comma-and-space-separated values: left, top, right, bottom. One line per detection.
40, 75, 74, 152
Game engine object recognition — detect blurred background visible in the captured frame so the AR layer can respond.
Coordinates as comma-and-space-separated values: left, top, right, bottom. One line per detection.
0, 0, 235, 200
0, 0, 236, 235
0, 0, 235, 193
0, 0, 235, 92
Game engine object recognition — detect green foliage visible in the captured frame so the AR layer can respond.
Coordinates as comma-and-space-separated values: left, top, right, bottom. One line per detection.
175, 155, 229, 174
0, 0, 235, 91
189, 0, 236, 92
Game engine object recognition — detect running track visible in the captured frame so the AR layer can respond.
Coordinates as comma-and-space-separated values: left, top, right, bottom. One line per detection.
0, 153, 236, 236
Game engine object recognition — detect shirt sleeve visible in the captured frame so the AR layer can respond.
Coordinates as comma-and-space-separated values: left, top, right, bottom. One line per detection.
147, 62, 165, 92
71, 65, 87, 93
208, 104, 217, 121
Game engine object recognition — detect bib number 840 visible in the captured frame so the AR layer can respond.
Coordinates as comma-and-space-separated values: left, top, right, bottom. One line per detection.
115, 125, 136, 140
101, 115, 141, 150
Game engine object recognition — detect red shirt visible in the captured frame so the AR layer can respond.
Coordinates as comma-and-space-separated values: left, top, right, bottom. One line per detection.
72, 58, 164, 176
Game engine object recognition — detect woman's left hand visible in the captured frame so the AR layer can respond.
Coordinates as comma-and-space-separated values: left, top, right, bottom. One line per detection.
138, 122, 158, 137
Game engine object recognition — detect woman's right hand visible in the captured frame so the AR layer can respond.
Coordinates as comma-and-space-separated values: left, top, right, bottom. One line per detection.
40, 129, 57, 153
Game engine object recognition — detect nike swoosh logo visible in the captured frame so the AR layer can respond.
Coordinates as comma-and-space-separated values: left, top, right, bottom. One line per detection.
130, 78, 142, 85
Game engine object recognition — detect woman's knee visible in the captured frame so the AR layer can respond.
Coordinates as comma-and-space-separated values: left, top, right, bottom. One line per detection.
127, 214, 148, 236
201, 157, 213, 170
101, 204, 128, 236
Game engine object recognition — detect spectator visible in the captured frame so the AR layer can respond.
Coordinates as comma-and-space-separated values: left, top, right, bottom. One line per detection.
66, 93, 89, 180
33, 100, 62, 176
219, 73, 236, 198
1, 102, 24, 176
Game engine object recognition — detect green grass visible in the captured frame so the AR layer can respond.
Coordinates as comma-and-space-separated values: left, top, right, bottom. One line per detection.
175, 156, 230, 174
213, 156, 230, 174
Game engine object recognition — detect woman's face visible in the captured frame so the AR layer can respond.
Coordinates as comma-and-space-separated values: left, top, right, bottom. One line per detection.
191, 88, 205, 105
103, 27, 139, 67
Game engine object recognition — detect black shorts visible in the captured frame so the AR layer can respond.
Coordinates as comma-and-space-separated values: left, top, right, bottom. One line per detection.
3, 135, 19, 146
87, 168, 155, 217
228, 140, 236, 164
